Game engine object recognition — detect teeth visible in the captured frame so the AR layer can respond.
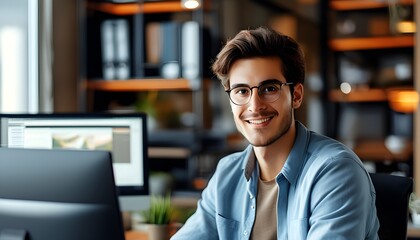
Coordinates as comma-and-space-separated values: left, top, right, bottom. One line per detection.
248, 118, 270, 124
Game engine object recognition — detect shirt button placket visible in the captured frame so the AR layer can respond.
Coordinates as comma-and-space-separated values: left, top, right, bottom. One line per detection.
245, 196, 255, 239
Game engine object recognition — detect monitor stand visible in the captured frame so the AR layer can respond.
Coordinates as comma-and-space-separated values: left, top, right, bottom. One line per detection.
0, 229, 28, 240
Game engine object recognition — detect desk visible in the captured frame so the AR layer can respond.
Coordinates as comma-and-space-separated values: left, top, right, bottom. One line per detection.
125, 230, 148, 240
125, 225, 420, 240
408, 223, 420, 238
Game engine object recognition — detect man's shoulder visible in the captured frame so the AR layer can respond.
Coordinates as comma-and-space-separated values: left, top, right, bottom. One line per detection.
296, 122, 357, 159
308, 131, 357, 157
304, 131, 366, 173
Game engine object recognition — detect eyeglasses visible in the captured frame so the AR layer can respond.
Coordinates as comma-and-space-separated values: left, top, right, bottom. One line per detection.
225, 80, 293, 106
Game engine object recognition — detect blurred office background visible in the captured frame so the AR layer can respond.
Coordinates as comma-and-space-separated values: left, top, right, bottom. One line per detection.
0, 0, 418, 202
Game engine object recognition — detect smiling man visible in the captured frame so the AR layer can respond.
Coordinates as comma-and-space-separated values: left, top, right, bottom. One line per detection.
171, 27, 379, 240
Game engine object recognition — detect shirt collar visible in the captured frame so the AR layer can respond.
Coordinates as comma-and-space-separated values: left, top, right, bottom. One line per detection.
243, 145, 255, 181
280, 121, 310, 184
242, 121, 310, 183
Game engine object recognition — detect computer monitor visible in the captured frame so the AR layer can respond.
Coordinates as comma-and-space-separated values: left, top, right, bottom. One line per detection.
0, 113, 149, 212
0, 147, 125, 240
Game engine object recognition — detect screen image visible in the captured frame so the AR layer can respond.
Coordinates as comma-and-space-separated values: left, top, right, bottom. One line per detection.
0, 113, 149, 211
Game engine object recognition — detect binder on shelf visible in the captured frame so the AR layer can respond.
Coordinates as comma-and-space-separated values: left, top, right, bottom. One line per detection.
160, 22, 181, 79
182, 21, 200, 89
145, 22, 161, 64
144, 22, 162, 77
160, 22, 180, 63
143, 21, 202, 82
101, 19, 130, 80
114, 19, 130, 80
101, 20, 115, 80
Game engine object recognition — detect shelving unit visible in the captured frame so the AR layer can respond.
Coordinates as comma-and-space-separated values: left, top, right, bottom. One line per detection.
78, 0, 219, 190
321, 0, 415, 173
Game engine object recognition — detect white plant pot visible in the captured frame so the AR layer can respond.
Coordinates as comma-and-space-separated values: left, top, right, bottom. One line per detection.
147, 224, 169, 240
410, 198, 420, 226
412, 211, 420, 227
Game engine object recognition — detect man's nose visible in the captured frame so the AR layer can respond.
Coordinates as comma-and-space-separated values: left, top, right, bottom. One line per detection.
247, 88, 266, 111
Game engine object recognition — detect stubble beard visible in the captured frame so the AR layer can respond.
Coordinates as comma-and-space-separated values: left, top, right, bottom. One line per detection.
242, 108, 293, 147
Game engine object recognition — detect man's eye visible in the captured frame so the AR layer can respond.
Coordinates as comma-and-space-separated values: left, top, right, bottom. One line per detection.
261, 84, 279, 93
233, 88, 250, 95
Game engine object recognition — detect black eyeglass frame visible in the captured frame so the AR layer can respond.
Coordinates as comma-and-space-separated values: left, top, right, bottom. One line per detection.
225, 79, 294, 106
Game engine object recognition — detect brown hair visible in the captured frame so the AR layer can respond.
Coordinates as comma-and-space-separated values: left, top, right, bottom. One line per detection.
211, 27, 306, 90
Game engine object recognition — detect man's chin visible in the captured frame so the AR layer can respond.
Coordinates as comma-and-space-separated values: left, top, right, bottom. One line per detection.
248, 138, 276, 147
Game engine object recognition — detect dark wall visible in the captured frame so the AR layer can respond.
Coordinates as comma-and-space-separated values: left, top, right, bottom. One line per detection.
53, 0, 78, 112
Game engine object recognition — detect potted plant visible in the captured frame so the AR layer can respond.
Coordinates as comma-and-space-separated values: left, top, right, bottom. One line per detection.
142, 194, 173, 240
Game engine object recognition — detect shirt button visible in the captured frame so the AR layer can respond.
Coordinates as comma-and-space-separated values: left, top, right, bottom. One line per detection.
251, 205, 255, 209
250, 195, 254, 199
244, 230, 248, 235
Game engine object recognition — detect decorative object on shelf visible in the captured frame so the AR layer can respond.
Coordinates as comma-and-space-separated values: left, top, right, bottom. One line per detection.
388, 0, 415, 34
161, 61, 180, 79
377, 54, 412, 86
384, 135, 410, 154
338, 53, 372, 87
387, 88, 419, 113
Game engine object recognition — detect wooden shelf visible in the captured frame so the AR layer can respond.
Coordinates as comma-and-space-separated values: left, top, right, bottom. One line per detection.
352, 139, 413, 162
86, 1, 192, 15
148, 147, 191, 159
329, 88, 388, 102
85, 79, 192, 92
330, 0, 413, 11
329, 87, 416, 103
329, 35, 415, 51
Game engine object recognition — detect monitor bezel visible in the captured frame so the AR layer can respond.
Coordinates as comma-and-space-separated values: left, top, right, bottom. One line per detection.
0, 112, 149, 197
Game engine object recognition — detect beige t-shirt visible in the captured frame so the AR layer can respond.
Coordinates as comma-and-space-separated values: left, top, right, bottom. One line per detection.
250, 177, 278, 239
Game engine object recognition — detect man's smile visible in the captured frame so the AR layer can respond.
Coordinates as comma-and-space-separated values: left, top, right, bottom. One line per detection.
246, 117, 272, 125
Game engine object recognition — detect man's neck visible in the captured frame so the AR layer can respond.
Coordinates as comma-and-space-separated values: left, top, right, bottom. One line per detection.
254, 122, 297, 181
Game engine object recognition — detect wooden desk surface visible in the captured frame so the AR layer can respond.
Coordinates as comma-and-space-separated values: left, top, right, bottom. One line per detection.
125, 230, 148, 240
125, 225, 420, 239
408, 222, 420, 238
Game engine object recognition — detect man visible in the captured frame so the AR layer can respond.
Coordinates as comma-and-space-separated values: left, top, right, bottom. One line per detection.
171, 27, 379, 239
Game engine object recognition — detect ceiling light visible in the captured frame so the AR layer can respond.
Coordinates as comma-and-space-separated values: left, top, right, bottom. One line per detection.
182, 0, 201, 9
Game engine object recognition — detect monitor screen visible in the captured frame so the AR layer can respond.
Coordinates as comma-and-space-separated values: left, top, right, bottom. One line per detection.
0, 113, 149, 211
0, 147, 125, 240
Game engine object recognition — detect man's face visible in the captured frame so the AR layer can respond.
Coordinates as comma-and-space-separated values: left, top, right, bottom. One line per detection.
228, 57, 298, 147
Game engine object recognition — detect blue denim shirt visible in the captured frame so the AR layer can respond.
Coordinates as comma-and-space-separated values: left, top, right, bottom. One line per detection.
172, 122, 379, 239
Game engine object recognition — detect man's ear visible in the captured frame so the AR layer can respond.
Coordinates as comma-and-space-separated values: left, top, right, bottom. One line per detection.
292, 83, 304, 109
